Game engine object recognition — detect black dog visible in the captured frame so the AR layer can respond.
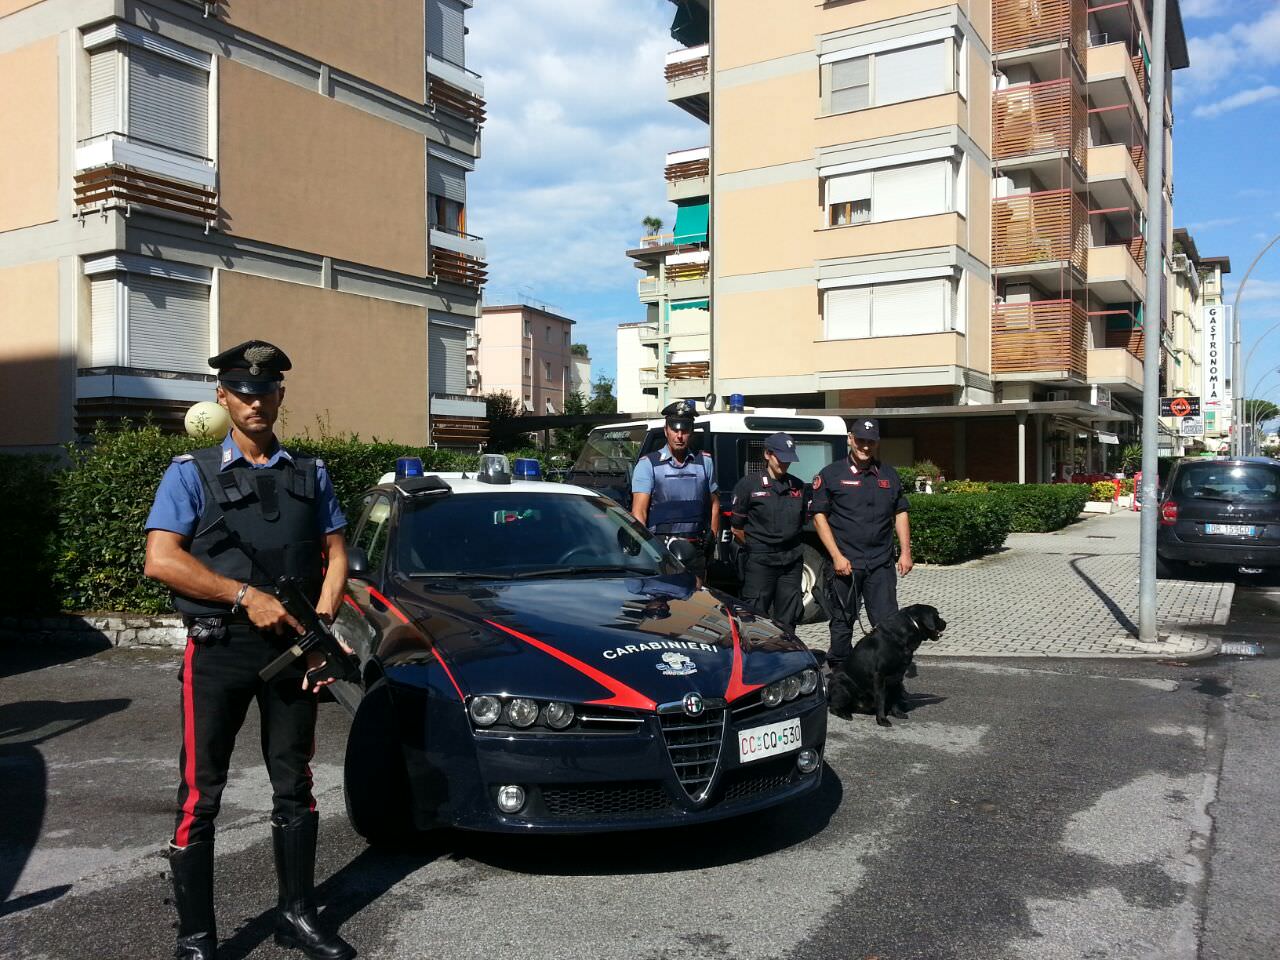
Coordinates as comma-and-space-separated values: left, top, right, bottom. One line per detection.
827, 604, 946, 727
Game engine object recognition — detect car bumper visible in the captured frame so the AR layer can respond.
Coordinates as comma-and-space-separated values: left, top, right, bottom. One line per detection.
438, 694, 828, 833
1158, 528, 1280, 567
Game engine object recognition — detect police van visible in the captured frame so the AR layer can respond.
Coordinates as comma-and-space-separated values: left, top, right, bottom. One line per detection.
566, 410, 849, 622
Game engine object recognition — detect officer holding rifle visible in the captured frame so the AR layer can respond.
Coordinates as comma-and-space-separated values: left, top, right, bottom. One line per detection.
144, 340, 354, 960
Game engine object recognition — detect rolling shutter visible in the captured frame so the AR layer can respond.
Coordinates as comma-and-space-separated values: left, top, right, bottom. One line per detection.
874, 42, 947, 106
90, 276, 119, 366
872, 279, 948, 337
128, 48, 208, 157
89, 49, 120, 138
429, 323, 466, 395
830, 56, 869, 112
872, 161, 949, 221
825, 287, 871, 340
825, 172, 871, 206
427, 0, 467, 67
428, 159, 467, 203
126, 275, 209, 372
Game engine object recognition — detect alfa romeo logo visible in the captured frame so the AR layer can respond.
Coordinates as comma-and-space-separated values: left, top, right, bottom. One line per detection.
682, 693, 704, 717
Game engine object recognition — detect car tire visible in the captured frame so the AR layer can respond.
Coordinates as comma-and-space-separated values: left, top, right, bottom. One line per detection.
1156, 554, 1190, 580
800, 544, 828, 624
343, 679, 415, 847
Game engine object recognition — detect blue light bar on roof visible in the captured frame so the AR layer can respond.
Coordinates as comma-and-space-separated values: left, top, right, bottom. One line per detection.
396, 456, 424, 479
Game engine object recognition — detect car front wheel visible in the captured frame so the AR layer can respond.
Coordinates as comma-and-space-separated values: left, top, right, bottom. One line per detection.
343, 679, 415, 847
800, 544, 828, 624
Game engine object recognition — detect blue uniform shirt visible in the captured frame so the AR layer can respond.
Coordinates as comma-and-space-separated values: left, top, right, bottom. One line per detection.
145, 432, 346, 538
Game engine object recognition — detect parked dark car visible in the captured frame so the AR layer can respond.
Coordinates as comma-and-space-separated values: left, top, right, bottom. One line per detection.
1156, 457, 1280, 576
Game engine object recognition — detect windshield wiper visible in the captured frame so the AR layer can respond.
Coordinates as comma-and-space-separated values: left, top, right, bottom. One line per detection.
407, 571, 515, 580
507, 565, 660, 579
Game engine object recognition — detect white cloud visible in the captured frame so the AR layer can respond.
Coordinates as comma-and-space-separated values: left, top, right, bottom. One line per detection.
1186, 216, 1243, 231
1191, 83, 1280, 117
1182, 4, 1280, 103
1180, 0, 1221, 17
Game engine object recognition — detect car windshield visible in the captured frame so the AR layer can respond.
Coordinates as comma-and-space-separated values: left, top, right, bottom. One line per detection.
1175, 462, 1280, 502
571, 426, 649, 475
395, 491, 678, 578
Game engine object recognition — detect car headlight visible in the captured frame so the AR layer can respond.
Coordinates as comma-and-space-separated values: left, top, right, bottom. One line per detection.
781, 674, 802, 701
799, 668, 819, 695
505, 697, 539, 728
762, 682, 783, 707
469, 695, 501, 727
543, 701, 575, 729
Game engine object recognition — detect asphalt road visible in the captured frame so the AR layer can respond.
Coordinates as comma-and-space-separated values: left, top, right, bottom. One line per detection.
1, 591, 1276, 960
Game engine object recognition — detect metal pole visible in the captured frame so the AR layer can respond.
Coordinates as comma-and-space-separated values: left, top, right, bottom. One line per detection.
1232, 232, 1280, 455
1138, 0, 1169, 643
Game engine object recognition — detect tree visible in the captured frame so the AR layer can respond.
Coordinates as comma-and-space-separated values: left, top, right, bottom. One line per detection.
484, 390, 528, 452
1244, 397, 1280, 424
570, 342, 590, 358
587, 375, 617, 415
641, 215, 664, 236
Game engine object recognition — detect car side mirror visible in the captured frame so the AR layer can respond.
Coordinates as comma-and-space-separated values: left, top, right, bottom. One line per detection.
347, 546, 372, 579
668, 538, 697, 566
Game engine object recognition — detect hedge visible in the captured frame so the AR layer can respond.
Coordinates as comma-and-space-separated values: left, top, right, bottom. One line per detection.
985, 483, 1091, 533
906, 492, 1013, 565
0, 452, 61, 614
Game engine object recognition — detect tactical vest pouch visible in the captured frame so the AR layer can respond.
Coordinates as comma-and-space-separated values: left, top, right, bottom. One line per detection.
186, 615, 229, 643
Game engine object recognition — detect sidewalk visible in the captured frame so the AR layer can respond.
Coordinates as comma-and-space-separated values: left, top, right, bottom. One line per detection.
795, 510, 1231, 659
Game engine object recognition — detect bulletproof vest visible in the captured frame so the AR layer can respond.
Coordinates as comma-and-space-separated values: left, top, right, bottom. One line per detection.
644, 449, 712, 536
173, 445, 323, 618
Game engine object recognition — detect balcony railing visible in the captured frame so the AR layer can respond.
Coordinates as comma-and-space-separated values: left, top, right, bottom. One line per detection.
665, 146, 710, 182
666, 360, 710, 381
993, 78, 1088, 160
992, 299, 1089, 378
428, 75, 487, 126
74, 165, 218, 225
665, 261, 709, 283
992, 189, 1090, 272
665, 44, 710, 82
1093, 309, 1143, 357
993, 0, 1086, 59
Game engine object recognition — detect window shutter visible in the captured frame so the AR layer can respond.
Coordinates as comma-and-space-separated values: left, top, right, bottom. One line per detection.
128, 48, 208, 158
830, 57, 869, 112
126, 275, 209, 372
427, 0, 467, 67
90, 276, 119, 366
825, 172, 871, 206
871, 279, 947, 336
874, 42, 947, 106
872, 161, 949, 221
427, 159, 467, 204
89, 49, 120, 138
825, 287, 871, 340
429, 323, 467, 395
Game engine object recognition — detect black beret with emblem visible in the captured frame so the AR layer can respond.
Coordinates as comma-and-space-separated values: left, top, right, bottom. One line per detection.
209, 340, 291, 395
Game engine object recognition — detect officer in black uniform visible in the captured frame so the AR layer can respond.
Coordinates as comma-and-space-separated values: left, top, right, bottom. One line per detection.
811, 417, 913, 667
729, 432, 808, 631
144, 341, 354, 960
630, 400, 720, 579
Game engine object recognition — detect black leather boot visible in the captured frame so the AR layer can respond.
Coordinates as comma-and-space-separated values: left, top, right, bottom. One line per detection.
272, 813, 355, 960
168, 841, 217, 960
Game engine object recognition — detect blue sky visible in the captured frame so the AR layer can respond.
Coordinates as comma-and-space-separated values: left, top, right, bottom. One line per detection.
468, 0, 1280, 404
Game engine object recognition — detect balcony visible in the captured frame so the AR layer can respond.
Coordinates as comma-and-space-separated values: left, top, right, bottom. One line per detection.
992, 188, 1090, 277
1087, 242, 1144, 301
665, 251, 710, 300
993, 0, 1086, 61
992, 299, 1089, 380
1087, 346, 1144, 390
1086, 42, 1147, 125
74, 136, 218, 227
639, 366, 661, 387
665, 146, 710, 203
1093, 309, 1144, 358
665, 44, 709, 122
430, 393, 489, 448
1087, 142, 1146, 209
993, 78, 1088, 163
427, 55, 487, 128
638, 275, 663, 302
430, 227, 488, 288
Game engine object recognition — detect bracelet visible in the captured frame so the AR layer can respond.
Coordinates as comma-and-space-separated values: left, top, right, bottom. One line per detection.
231, 583, 250, 613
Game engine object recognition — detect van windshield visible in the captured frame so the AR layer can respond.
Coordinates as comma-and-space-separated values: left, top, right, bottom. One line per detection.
1175, 462, 1280, 503
571, 426, 649, 475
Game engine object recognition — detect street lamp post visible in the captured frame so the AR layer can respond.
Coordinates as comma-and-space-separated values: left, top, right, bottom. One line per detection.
1232, 232, 1280, 455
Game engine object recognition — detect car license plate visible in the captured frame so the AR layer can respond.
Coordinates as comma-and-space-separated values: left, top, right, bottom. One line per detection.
1205, 523, 1257, 537
738, 717, 802, 764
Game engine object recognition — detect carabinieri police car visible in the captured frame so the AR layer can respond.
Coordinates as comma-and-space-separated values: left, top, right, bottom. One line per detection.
332, 455, 827, 843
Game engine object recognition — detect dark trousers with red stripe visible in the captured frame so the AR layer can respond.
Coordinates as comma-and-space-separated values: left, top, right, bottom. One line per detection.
174, 625, 318, 846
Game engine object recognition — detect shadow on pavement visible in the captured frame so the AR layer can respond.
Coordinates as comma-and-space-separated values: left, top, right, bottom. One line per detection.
0, 636, 112, 680
0, 696, 131, 917
1068, 554, 1138, 636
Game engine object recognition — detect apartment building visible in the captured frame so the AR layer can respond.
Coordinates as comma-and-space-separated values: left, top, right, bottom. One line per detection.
627, 0, 1188, 481
0, 0, 487, 452
470, 302, 576, 414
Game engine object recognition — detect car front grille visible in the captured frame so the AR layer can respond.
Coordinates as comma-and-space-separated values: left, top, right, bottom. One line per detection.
660, 707, 726, 801
540, 782, 670, 819
719, 756, 796, 803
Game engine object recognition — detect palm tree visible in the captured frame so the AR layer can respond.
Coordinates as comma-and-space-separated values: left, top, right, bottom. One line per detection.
641, 215, 664, 237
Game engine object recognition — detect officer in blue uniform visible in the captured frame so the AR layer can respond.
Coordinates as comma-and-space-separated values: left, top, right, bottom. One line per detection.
144, 340, 354, 960
630, 400, 719, 579
811, 417, 913, 667
730, 432, 808, 631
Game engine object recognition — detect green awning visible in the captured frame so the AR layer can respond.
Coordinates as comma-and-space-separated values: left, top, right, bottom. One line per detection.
670, 299, 709, 311
672, 200, 708, 245
670, 0, 709, 46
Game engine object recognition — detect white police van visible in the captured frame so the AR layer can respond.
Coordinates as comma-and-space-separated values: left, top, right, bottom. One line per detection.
566, 410, 849, 622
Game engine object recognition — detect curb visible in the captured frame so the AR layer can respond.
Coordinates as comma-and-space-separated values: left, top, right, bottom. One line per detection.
918, 635, 1223, 662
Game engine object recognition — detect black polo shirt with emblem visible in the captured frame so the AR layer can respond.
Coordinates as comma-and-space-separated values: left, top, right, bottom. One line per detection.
730, 471, 808, 555
810, 457, 909, 569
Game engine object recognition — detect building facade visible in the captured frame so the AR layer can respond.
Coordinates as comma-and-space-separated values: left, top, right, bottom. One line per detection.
0, 0, 487, 451
470, 303, 576, 414
616, 319, 662, 413
629, 0, 1189, 481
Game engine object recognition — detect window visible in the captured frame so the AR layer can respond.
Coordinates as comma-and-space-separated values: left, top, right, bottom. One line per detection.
86, 255, 212, 373
545, 325, 552, 343
353, 494, 392, 572
544, 360, 553, 381
564, 331, 570, 345
429, 194, 466, 234
826, 172, 871, 226
824, 158, 961, 226
823, 37, 954, 115
823, 277, 961, 340
830, 57, 870, 112
524, 319, 531, 337
524, 356, 532, 378
428, 159, 466, 234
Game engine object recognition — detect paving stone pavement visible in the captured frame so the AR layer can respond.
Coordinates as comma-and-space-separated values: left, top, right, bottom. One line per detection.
796, 509, 1232, 659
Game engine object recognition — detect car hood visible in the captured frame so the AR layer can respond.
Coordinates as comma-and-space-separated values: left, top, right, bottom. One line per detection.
388, 574, 812, 709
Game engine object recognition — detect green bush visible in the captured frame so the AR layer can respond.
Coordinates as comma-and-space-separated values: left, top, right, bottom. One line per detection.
0, 452, 62, 614
896, 466, 918, 488
938, 479, 990, 495
987, 483, 1089, 532
1090, 480, 1117, 502
907, 492, 1012, 565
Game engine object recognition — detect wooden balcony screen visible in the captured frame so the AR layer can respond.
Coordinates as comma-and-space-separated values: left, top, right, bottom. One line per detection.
993, 0, 1086, 59
664, 261, 709, 283
1127, 234, 1146, 270
1103, 325, 1143, 356
992, 299, 1089, 378
429, 76, 487, 126
666, 360, 710, 380
992, 189, 1090, 272
430, 415, 489, 447
993, 78, 1088, 160
665, 158, 710, 182
1129, 142, 1146, 179
1131, 53, 1147, 95
665, 55, 709, 83
74, 165, 217, 224
432, 246, 488, 288
75, 396, 192, 435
